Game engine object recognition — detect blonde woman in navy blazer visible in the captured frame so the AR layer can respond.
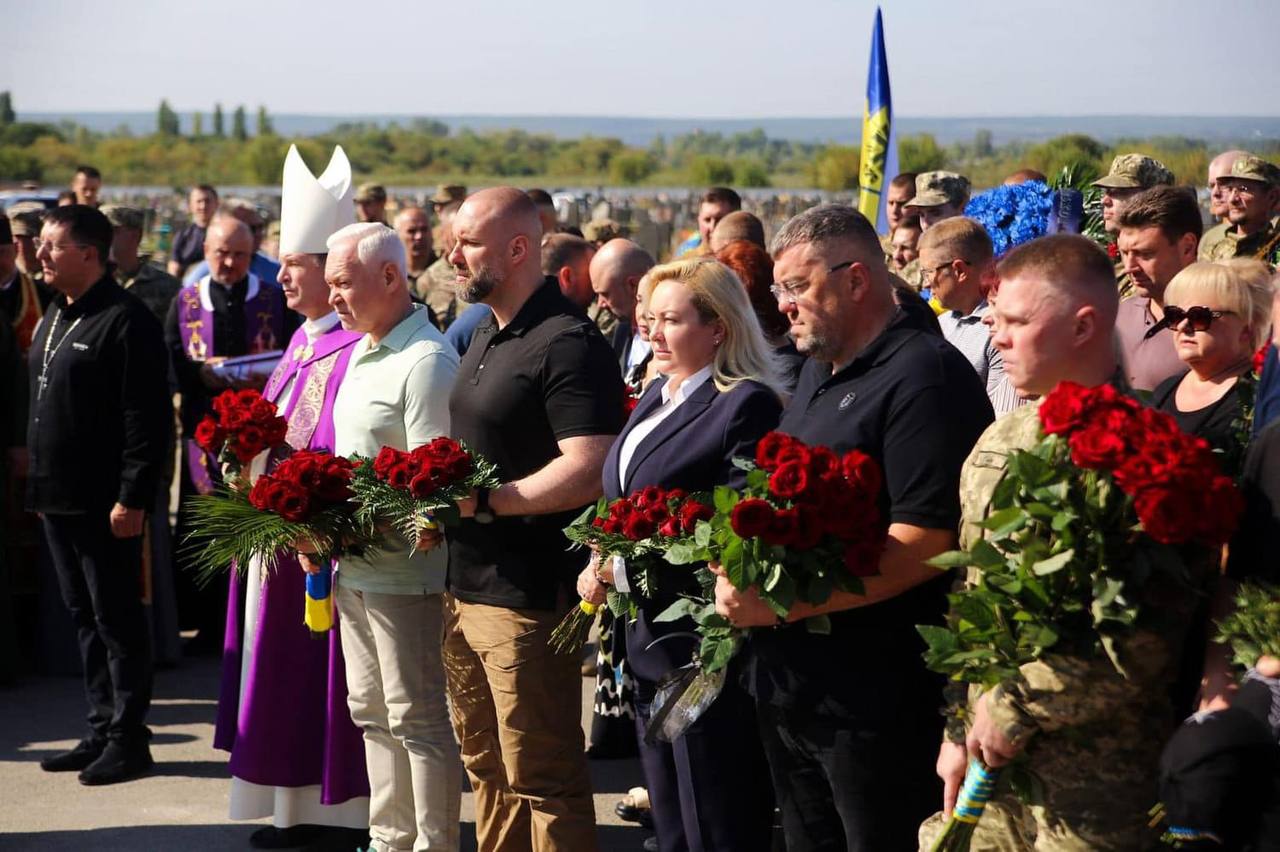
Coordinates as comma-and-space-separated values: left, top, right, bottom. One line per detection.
578, 258, 784, 852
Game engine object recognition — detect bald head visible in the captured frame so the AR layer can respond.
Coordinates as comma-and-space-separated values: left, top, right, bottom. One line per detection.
204, 216, 255, 286
447, 186, 545, 316
1209, 149, 1253, 220
709, 210, 766, 253
589, 238, 655, 319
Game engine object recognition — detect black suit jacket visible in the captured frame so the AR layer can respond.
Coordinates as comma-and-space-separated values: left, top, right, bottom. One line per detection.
601, 374, 781, 685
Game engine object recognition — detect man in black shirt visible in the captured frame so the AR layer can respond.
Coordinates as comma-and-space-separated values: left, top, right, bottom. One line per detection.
713, 204, 993, 849
444, 187, 623, 851
27, 205, 169, 785
167, 184, 218, 280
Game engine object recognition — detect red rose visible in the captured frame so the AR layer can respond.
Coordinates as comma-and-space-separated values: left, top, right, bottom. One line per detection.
1106, 241, 1119, 260
265, 418, 288, 446
769, 460, 810, 500
373, 446, 404, 478
602, 516, 624, 535
634, 486, 665, 510
441, 449, 474, 482
678, 500, 714, 533
1038, 382, 1091, 435
212, 389, 240, 417
249, 398, 276, 421
1067, 426, 1128, 470
774, 443, 812, 470
623, 396, 639, 417
658, 517, 682, 538
644, 504, 671, 525
237, 389, 261, 407
248, 476, 274, 511
623, 513, 657, 541
1254, 343, 1271, 376
222, 407, 248, 430
666, 488, 687, 502
591, 516, 605, 529
1198, 475, 1244, 545
272, 482, 312, 522
1133, 485, 1198, 544
233, 425, 267, 463
409, 471, 439, 499
386, 463, 413, 490
755, 432, 795, 471
790, 504, 825, 550
840, 450, 882, 496
761, 507, 799, 547
807, 446, 840, 477
194, 416, 224, 453
842, 539, 881, 577
730, 498, 775, 538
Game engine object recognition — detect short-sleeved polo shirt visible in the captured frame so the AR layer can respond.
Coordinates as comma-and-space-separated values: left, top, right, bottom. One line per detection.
743, 309, 994, 722
447, 278, 625, 610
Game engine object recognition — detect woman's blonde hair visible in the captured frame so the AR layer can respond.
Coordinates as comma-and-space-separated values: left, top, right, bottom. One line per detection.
643, 258, 784, 398
1165, 259, 1274, 350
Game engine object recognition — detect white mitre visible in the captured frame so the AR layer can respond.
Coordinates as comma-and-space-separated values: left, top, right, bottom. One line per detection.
279, 144, 356, 254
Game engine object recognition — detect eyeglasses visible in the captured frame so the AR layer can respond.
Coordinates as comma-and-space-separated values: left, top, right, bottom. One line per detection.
1163, 305, 1232, 332
920, 259, 969, 280
34, 241, 87, 254
769, 260, 857, 304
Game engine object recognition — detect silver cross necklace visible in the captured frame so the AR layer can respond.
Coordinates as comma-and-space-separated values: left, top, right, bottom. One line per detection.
37, 308, 84, 401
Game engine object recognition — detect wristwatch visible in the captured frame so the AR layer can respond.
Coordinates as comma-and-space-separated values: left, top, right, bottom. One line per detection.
474, 487, 495, 525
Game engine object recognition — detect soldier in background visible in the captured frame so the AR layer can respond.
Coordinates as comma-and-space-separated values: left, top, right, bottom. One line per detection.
1091, 153, 1176, 298
419, 202, 465, 329
394, 206, 438, 300
8, 204, 49, 284
1199, 154, 1280, 267
71, 165, 103, 208
354, 183, 387, 224
890, 216, 924, 291
903, 171, 970, 231
920, 235, 1215, 850
104, 207, 181, 325
429, 184, 466, 219
0, 214, 52, 352
881, 171, 918, 260
582, 218, 625, 247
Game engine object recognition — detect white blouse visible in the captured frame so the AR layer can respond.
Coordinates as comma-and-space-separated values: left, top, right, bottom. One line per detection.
616, 364, 713, 494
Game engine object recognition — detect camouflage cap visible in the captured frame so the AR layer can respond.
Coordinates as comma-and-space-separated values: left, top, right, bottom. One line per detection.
1091, 154, 1175, 189
102, 205, 145, 231
355, 183, 387, 202
430, 184, 467, 204
6, 202, 46, 236
582, 219, 625, 243
904, 171, 971, 208
1225, 154, 1280, 187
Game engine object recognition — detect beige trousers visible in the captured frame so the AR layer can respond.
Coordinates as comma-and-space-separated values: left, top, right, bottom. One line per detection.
443, 596, 598, 852
337, 584, 463, 852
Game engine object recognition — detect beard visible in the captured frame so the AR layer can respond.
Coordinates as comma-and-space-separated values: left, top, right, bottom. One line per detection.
459, 267, 500, 304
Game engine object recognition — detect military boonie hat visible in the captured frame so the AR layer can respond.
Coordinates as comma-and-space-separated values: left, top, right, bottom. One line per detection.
6, 202, 46, 236
355, 183, 387, 202
430, 184, 466, 205
1091, 154, 1175, 189
904, 171, 971, 208
1225, 154, 1280, 187
583, 219, 625, 243
102, 205, 146, 231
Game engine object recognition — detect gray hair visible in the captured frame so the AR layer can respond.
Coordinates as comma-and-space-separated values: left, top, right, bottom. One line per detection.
327, 222, 406, 278
770, 203, 881, 259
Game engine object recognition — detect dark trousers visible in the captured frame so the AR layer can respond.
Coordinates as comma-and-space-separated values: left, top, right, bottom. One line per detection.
635, 678, 775, 852
756, 702, 941, 852
173, 459, 226, 641
42, 512, 153, 746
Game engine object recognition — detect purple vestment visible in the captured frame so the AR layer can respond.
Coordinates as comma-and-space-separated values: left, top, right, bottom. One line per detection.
213, 320, 369, 804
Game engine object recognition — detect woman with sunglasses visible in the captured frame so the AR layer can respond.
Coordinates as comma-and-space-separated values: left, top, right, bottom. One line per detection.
1151, 259, 1274, 475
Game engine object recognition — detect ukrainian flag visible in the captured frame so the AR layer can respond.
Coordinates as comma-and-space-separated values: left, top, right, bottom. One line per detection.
857, 7, 897, 235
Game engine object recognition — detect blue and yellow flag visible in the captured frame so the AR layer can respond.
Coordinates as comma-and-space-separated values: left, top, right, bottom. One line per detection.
857, 7, 897, 235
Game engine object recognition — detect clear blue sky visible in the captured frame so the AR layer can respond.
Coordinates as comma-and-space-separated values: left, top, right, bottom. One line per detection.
8, 0, 1278, 117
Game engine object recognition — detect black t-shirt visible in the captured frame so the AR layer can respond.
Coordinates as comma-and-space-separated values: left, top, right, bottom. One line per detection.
1152, 371, 1249, 477
1228, 418, 1280, 585
744, 309, 994, 722
447, 278, 625, 610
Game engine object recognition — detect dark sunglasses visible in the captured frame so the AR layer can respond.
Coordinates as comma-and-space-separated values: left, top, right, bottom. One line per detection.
1145, 305, 1232, 339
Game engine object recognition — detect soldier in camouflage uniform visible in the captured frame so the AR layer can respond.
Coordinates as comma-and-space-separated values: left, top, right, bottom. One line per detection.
103, 206, 181, 325
1092, 154, 1176, 299
890, 216, 925, 292
905, 170, 971, 231
880, 171, 919, 260
1197, 154, 1280, 268
918, 235, 1215, 851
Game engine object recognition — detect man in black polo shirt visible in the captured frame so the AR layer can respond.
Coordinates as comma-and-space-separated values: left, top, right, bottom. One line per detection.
713, 204, 993, 849
444, 187, 623, 851
27, 205, 170, 785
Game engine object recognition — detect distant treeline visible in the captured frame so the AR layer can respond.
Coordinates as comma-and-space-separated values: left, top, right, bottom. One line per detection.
1, 94, 1275, 191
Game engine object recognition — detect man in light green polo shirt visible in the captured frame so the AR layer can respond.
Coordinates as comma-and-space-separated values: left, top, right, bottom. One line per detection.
321, 221, 462, 852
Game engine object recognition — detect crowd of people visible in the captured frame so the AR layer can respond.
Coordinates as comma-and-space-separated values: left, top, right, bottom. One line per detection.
1, 142, 1279, 852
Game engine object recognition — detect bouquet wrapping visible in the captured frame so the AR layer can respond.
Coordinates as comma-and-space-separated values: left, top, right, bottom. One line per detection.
349, 437, 501, 547
194, 388, 289, 482
553, 487, 714, 653
183, 450, 373, 633
919, 382, 1243, 850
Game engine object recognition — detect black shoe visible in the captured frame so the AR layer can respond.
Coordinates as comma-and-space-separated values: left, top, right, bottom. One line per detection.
39, 738, 105, 772
77, 741, 154, 786
249, 825, 328, 849
298, 828, 371, 852
643, 837, 659, 852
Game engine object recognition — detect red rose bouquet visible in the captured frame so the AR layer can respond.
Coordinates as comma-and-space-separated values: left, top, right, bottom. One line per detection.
919, 381, 1244, 851
194, 388, 289, 482
659, 431, 886, 674
349, 437, 501, 546
552, 487, 715, 653
183, 450, 374, 633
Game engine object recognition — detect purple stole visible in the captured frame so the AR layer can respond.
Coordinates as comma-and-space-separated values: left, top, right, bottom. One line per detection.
213, 319, 369, 804
179, 275, 286, 494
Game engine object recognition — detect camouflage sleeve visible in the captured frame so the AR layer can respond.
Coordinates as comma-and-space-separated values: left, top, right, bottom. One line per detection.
985, 653, 1149, 749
